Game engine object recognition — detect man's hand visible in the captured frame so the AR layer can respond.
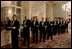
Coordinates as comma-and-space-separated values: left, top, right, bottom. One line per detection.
13, 27, 16, 29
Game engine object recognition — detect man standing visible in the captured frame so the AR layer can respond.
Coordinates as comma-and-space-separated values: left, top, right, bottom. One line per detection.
31, 16, 39, 44
39, 17, 45, 42
58, 18, 61, 35
53, 19, 57, 35
11, 14, 20, 48
23, 16, 31, 48
44, 18, 49, 41
65, 19, 69, 33
49, 21, 54, 40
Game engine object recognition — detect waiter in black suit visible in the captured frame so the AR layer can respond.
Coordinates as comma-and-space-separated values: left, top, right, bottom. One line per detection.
53, 19, 57, 35
56, 19, 58, 35
31, 17, 35, 43
61, 19, 63, 34
23, 16, 31, 48
63, 20, 66, 33
39, 17, 45, 42
65, 19, 69, 33
58, 18, 61, 35
61, 20, 65, 34
22, 16, 27, 45
11, 14, 20, 48
49, 21, 54, 40
59, 19, 62, 34
46, 18, 51, 40
44, 18, 49, 41
31, 16, 39, 44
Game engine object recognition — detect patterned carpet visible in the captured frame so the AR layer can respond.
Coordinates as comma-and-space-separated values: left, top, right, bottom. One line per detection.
30, 32, 71, 48
2, 32, 71, 48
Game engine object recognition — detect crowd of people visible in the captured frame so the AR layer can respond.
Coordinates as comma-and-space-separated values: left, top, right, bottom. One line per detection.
1, 14, 69, 48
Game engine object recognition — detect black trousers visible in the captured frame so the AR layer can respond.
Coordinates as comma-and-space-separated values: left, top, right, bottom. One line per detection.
43, 31, 46, 41
61, 27, 63, 34
58, 28, 60, 35
11, 34, 18, 48
40, 32, 42, 42
40, 30, 44, 42
47, 31, 53, 40
23, 31, 30, 48
53, 28, 57, 35
63, 27, 65, 33
32, 31, 38, 44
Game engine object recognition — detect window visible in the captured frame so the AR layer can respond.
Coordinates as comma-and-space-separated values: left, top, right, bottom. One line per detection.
11, 1, 15, 5
12, 7, 15, 14
16, 1, 21, 7
16, 8, 21, 14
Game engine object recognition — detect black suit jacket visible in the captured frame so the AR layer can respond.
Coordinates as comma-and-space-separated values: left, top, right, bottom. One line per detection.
11, 19, 20, 35
23, 19, 31, 33
44, 21, 51, 32
50, 21, 54, 33
31, 21, 39, 33
39, 21, 45, 32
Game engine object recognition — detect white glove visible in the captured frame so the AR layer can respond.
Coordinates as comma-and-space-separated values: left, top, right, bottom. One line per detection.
13, 27, 15, 29
25, 25, 27, 27
45, 26, 47, 28
20, 26, 23, 29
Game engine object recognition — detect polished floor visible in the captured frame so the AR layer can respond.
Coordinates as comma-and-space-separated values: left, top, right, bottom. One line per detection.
1, 31, 71, 48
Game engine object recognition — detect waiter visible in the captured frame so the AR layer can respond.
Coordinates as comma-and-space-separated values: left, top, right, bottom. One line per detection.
31, 16, 39, 44
11, 14, 20, 48
65, 19, 69, 33
44, 18, 48, 41
53, 19, 57, 35
56, 19, 58, 35
50, 21, 54, 40
61, 19, 63, 34
23, 16, 31, 48
61, 20, 64, 34
63, 20, 66, 33
46, 18, 51, 40
39, 17, 45, 42
58, 18, 61, 35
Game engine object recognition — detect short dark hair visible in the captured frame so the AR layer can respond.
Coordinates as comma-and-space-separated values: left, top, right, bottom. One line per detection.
13, 14, 17, 17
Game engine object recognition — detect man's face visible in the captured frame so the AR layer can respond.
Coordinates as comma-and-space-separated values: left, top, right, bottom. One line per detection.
33, 16, 36, 21
7, 17, 9, 20
46, 18, 48, 21
12, 15, 15, 21
42, 17, 44, 21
